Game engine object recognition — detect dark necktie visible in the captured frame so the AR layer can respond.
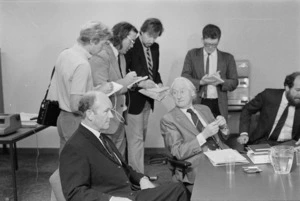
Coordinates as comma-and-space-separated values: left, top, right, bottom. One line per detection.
146, 48, 153, 80
99, 134, 120, 164
118, 54, 123, 78
203, 53, 210, 98
187, 108, 220, 150
269, 104, 290, 141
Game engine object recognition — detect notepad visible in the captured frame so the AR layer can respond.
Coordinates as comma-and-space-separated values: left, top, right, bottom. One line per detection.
204, 149, 249, 166
127, 76, 148, 89
139, 86, 169, 101
202, 74, 224, 84
106, 82, 123, 97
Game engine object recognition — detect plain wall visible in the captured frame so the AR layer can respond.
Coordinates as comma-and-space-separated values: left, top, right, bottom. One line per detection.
0, 0, 299, 148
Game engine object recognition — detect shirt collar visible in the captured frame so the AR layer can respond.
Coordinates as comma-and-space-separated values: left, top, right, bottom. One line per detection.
73, 43, 92, 59
110, 43, 119, 59
180, 105, 195, 113
81, 122, 101, 139
203, 49, 217, 57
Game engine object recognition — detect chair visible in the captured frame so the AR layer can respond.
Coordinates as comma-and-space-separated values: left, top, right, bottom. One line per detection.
49, 169, 66, 201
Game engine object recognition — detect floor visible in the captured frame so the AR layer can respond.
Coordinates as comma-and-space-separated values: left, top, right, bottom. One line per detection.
0, 148, 172, 201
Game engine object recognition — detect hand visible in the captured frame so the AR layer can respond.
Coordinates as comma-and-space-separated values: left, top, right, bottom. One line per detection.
95, 82, 113, 94
237, 135, 249, 145
215, 116, 226, 128
139, 176, 156, 190
110, 196, 132, 201
296, 138, 300, 145
157, 83, 163, 88
138, 79, 156, 89
201, 121, 219, 139
124, 71, 137, 83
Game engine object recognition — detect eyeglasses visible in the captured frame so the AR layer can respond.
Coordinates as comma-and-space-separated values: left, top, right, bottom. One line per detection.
203, 42, 218, 48
127, 36, 135, 44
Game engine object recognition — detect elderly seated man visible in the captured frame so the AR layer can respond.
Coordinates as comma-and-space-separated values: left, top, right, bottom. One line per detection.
160, 77, 230, 186
59, 91, 190, 201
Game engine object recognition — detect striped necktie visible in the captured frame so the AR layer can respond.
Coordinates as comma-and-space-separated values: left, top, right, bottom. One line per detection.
146, 47, 153, 80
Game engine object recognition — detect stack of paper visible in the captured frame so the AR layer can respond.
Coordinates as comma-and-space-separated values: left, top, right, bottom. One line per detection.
20, 112, 38, 127
106, 82, 123, 97
139, 86, 169, 101
202, 74, 224, 85
246, 144, 271, 164
127, 76, 148, 89
204, 149, 249, 166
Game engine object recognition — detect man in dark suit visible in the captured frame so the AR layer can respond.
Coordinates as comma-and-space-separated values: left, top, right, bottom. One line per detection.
161, 77, 230, 185
59, 91, 190, 201
181, 24, 238, 120
237, 72, 300, 146
125, 18, 164, 173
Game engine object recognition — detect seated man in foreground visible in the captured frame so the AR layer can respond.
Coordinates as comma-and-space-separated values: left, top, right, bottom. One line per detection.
237, 71, 300, 146
59, 91, 190, 201
160, 77, 230, 185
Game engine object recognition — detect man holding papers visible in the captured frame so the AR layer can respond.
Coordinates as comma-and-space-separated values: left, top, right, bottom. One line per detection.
160, 77, 229, 186
90, 22, 138, 157
181, 24, 238, 120
125, 18, 164, 173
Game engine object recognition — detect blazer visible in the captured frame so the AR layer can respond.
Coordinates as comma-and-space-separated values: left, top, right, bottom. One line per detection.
160, 104, 229, 184
239, 88, 300, 144
125, 37, 163, 114
90, 44, 130, 134
59, 124, 144, 201
181, 48, 238, 119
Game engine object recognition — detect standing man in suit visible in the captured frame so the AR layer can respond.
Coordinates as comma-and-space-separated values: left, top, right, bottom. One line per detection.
59, 91, 190, 201
90, 22, 138, 157
160, 77, 229, 185
125, 18, 164, 173
238, 72, 300, 146
181, 24, 238, 120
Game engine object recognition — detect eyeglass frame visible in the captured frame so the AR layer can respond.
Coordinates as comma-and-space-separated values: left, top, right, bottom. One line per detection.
126, 35, 135, 45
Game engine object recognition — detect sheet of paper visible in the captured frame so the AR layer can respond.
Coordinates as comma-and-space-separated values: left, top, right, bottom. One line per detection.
147, 86, 169, 93
139, 88, 168, 101
20, 112, 38, 127
127, 76, 148, 89
106, 82, 123, 97
202, 74, 224, 84
204, 149, 249, 166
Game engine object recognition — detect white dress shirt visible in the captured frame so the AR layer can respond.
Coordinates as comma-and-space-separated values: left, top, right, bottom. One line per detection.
203, 50, 218, 99
269, 93, 295, 141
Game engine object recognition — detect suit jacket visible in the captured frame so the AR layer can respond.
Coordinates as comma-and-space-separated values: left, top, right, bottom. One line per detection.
160, 104, 229, 184
90, 44, 129, 134
181, 48, 238, 119
59, 124, 144, 201
125, 37, 163, 114
239, 88, 300, 144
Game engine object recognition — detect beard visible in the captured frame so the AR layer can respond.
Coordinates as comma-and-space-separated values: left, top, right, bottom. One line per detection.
286, 91, 300, 107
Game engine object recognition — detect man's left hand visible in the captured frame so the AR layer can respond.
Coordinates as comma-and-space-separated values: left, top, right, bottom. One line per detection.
296, 139, 300, 145
139, 176, 156, 190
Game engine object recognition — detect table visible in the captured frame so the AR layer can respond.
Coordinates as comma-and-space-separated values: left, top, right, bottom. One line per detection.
0, 125, 48, 201
191, 154, 300, 201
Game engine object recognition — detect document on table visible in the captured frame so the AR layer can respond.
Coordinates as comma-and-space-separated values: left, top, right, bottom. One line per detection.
106, 82, 123, 97
204, 149, 249, 166
127, 76, 148, 89
20, 112, 38, 127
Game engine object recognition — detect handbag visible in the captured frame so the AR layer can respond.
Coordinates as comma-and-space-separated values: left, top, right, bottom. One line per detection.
37, 67, 60, 126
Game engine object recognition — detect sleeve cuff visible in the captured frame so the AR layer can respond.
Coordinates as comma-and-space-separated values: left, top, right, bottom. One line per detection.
196, 133, 207, 146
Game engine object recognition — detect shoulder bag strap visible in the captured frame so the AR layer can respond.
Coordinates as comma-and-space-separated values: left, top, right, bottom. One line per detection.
43, 66, 55, 100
